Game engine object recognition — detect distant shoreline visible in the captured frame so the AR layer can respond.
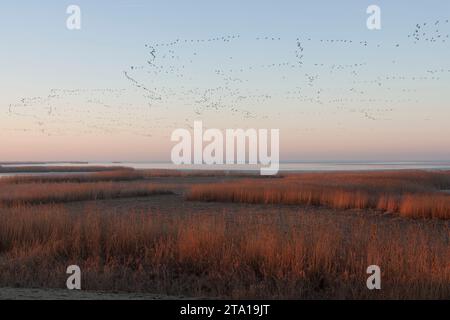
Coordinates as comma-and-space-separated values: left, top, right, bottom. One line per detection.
0, 161, 89, 165
2, 161, 450, 175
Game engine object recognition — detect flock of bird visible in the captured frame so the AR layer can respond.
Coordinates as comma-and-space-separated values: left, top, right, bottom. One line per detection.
4, 18, 450, 137
409, 20, 450, 43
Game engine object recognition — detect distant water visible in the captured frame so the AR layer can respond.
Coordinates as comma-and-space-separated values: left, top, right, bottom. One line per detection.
1, 161, 450, 177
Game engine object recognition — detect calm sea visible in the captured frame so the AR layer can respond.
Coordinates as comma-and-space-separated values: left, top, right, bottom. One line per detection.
1, 161, 450, 177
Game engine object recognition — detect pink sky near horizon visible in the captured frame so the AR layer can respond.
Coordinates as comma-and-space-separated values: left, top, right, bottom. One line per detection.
2, 114, 450, 162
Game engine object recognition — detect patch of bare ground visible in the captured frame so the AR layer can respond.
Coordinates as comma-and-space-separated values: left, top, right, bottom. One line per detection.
0, 287, 192, 300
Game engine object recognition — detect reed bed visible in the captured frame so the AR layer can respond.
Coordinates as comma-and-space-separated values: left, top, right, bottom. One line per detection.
0, 170, 144, 185
0, 182, 173, 206
139, 169, 265, 178
187, 171, 450, 219
0, 205, 447, 299
0, 168, 266, 184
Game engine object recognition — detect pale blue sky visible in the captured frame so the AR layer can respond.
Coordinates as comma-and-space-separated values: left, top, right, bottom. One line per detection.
0, 1, 449, 161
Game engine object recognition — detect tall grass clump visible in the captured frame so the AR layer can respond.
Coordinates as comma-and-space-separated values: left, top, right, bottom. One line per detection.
187, 171, 450, 219
0, 170, 144, 185
0, 182, 173, 206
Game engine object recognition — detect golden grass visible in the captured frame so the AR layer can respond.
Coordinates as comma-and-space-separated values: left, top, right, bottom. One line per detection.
0, 205, 448, 299
0, 168, 265, 184
139, 169, 265, 178
187, 171, 450, 219
0, 170, 144, 185
0, 169, 448, 298
0, 181, 173, 206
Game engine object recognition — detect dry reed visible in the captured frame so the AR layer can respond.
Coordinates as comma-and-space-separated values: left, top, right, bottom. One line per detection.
0, 205, 447, 299
0, 182, 173, 206
187, 171, 450, 219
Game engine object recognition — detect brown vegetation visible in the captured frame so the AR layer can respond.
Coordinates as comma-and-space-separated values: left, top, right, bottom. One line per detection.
0, 168, 265, 185
0, 170, 144, 185
138, 169, 265, 178
0, 182, 173, 206
0, 205, 448, 299
187, 170, 450, 219
0, 169, 448, 299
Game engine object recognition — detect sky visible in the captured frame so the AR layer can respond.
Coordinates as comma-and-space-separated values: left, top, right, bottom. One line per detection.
0, 0, 449, 162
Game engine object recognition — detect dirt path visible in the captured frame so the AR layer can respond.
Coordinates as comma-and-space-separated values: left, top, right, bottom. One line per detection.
0, 287, 190, 300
